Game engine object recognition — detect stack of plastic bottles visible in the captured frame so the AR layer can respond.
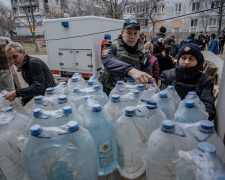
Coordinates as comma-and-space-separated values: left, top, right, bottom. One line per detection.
178, 142, 225, 180
0, 106, 29, 179
22, 121, 98, 180
115, 106, 149, 179
64, 76, 86, 95
86, 75, 103, 90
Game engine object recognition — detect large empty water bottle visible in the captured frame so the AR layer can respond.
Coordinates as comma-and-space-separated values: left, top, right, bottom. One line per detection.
55, 95, 77, 111
152, 91, 176, 119
166, 85, 181, 109
178, 91, 206, 111
65, 76, 86, 95
115, 106, 148, 179
174, 100, 208, 123
53, 81, 67, 95
109, 81, 137, 97
146, 120, 186, 180
137, 100, 167, 137
119, 89, 140, 109
87, 75, 103, 90
85, 104, 116, 175
178, 142, 225, 180
26, 106, 84, 135
104, 94, 122, 124
22, 121, 98, 180
70, 73, 86, 86
0, 106, 29, 180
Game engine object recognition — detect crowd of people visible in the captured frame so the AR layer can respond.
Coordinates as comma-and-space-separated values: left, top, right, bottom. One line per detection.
100, 19, 217, 120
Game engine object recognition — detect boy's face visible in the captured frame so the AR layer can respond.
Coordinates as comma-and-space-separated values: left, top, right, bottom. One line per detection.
179, 54, 198, 68
121, 27, 140, 47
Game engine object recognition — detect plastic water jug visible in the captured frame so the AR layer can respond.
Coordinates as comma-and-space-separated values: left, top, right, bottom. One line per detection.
65, 76, 86, 95
136, 84, 145, 96
87, 75, 103, 90
178, 142, 225, 180
146, 120, 186, 180
127, 77, 136, 85
53, 81, 67, 95
152, 91, 176, 119
119, 89, 140, 109
86, 104, 117, 175
22, 121, 98, 180
174, 100, 208, 123
166, 85, 181, 109
115, 106, 149, 179
26, 106, 84, 135
109, 81, 137, 97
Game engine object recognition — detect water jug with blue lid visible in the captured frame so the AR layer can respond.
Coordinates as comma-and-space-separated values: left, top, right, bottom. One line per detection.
65, 76, 86, 95
178, 142, 225, 180
22, 121, 98, 180
127, 77, 136, 85
109, 81, 137, 97
174, 100, 209, 123
151, 90, 176, 119
26, 106, 84, 136
87, 75, 103, 90
115, 106, 149, 179
166, 85, 181, 109
119, 89, 140, 109
85, 103, 116, 175
146, 120, 186, 180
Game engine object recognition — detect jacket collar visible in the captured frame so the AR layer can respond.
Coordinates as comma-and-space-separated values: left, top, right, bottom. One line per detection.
17, 54, 28, 72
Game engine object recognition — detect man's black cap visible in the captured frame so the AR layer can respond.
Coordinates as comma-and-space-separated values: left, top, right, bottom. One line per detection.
123, 19, 140, 30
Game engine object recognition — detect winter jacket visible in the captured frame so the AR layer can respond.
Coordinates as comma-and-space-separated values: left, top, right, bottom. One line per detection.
149, 53, 160, 82
151, 32, 166, 43
101, 39, 109, 55
208, 38, 219, 55
170, 42, 180, 58
180, 36, 197, 48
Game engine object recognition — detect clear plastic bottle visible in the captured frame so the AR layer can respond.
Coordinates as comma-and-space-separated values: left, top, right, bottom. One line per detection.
91, 85, 109, 106
136, 84, 145, 97
120, 89, 140, 109
55, 95, 77, 112
65, 76, 86, 95
87, 75, 103, 90
115, 106, 148, 179
22, 121, 98, 180
86, 104, 116, 175
174, 100, 208, 123
152, 91, 176, 119
166, 85, 181, 109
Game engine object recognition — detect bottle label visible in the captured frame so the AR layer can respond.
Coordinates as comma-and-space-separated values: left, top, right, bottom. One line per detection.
98, 140, 113, 167
116, 141, 124, 169
0, 168, 6, 180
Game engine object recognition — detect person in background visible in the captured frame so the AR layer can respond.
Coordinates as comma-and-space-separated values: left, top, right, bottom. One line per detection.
180, 33, 197, 48
160, 43, 216, 120
99, 19, 153, 95
151, 26, 167, 43
153, 36, 175, 74
218, 31, 225, 54
208, 33, 219, 55
196, 34, 206, 51
101, 33, 111, 55
205, 32, 210, 47
144, 41, 160, 82
170, 35, 180, 58
139, 31, 148, 44
3, 42, 56, 105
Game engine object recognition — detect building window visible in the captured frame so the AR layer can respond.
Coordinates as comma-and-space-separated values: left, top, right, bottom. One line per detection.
211, 1, 219, 8
175, 4, 181, 12
191, 19, 198, 27
209, 18, 219, 26
159, 4, 165, 13
192, 2, 200, 11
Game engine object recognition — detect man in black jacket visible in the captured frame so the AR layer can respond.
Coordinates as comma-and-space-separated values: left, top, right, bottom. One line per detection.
151, 26, 167, 43
160, 43, 216, 120
3, 42, 56, 105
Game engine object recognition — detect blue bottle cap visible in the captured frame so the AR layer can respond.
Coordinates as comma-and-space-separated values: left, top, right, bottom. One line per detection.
200, 120, 214, 131
137, 84, 145, 91
33, 108, 42, 116
73, 88, 80, 93
30, 124, 41, 136
67, 121, 79, 132
87, 81, 93, 85
159, 91, 167, 98
117, 81, 125, 85
125, 106, 136, 117
198, 142, 216, 153
111, 94, 120, 102
63, 106, 72, 114
45, 87, 54, 94
131, 89, 139, 96
93, 85, 100, 90
167, 85, 175, 90
1, 106, 13, 112
185, 100, 194, 108
58, 95, 68, 104
188, 91, 196, 95
34, 95, 43, 103
128, 77, 135, 83
84, 95, 92, 100
146, 101, 157, 109
71, 77, 78, 82
92, 104, 101, 112
161, 120, 175, 133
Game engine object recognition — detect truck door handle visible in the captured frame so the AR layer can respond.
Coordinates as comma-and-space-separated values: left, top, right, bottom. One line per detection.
87, 53, 92, 56
88, 65, 93, 68
58, 52, 63, 55
59, 63, 64, 65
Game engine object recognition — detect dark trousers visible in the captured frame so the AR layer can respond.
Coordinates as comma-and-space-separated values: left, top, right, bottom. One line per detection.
219, 42, 224, 53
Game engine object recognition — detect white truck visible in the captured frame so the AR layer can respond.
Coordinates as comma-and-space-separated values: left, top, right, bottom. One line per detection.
44, 16, 124, 79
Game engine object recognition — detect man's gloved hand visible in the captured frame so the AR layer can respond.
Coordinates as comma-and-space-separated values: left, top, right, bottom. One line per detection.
128, 68, 153, 84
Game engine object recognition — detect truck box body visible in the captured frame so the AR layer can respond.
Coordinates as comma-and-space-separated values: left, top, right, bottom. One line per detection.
44, 16, 124, 78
